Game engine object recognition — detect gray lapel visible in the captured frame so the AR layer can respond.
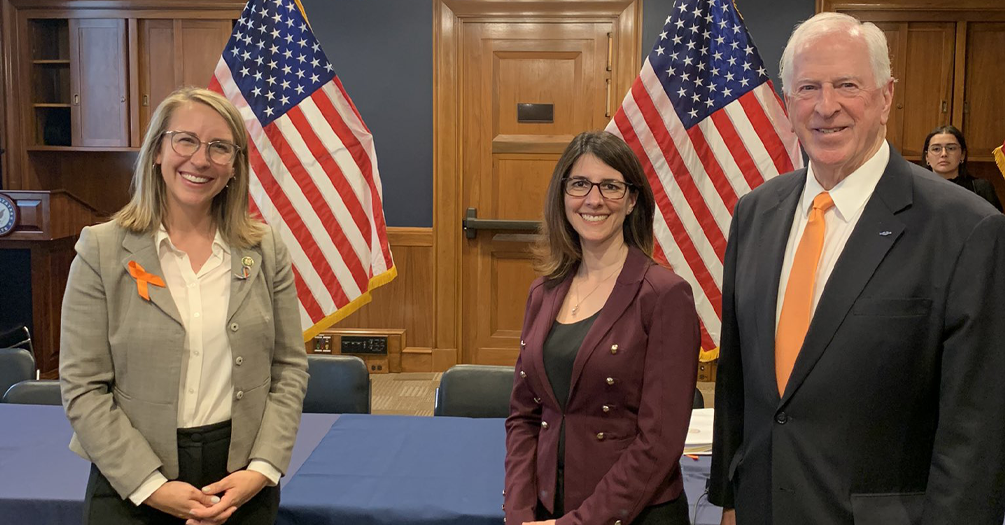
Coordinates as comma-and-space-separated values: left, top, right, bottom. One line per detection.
781, 152, 912, 404
227, 245, 263, 322
121, 230, 183, 327
752, 172, 804, 400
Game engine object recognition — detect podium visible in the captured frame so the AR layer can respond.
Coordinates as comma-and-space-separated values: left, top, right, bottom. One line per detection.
0, 191, 98, 378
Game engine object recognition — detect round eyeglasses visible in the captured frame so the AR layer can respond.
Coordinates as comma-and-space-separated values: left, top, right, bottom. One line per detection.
563, 177, 633, 200
162, 130, 241, 166
927, 144, 961, 155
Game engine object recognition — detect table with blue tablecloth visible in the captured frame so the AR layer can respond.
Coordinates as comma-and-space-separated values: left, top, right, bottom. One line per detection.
0, 404, 721, 524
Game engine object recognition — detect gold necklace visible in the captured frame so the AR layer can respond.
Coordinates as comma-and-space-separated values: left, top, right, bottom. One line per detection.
571, 256, 624, 315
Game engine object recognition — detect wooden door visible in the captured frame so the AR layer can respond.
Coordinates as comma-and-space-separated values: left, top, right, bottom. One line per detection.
137, 19, 232, 140
69, 19, 128, 147
459, 22, 614, 365
963, 22, 1005, 159
874, 21, 955, 157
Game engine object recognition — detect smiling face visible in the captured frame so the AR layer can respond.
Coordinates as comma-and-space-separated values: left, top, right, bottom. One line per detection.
156, 101, 235, 220
784, 30, 894, 186
925, 133, 965, 179
563, 153, 637, 250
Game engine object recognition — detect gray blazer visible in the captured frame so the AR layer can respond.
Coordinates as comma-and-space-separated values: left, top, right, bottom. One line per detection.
59, 221, 309, 499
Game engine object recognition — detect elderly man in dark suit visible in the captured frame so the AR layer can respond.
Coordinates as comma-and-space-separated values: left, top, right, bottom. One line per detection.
709, 12, 1005, 525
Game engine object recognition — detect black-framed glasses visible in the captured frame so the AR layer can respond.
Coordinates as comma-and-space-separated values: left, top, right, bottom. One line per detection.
927, 144, 961, 155
162, 130, 241, 166
563, 177, 633, 200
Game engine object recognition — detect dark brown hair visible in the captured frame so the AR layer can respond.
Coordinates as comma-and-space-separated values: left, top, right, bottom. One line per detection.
534, 131, 655, 283
922, 125, 969, 178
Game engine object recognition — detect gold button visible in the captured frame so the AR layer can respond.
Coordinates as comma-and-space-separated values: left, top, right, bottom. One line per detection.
615, 521, 622, 525
610, 344, 619, 354
606, 377, 615, 385
541, 421, 549, 429
596, 432, 605, 441
533, 397, 542, 404
520, 340, 525, 346
602, 405, 610, 413
520, 370, 527, 378
501, 503, 505, 510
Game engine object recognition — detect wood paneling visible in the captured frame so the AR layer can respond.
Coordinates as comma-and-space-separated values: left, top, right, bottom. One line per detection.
334, 227, 436, 356
820, 0, 1005, 11
962, 22, 1005, 159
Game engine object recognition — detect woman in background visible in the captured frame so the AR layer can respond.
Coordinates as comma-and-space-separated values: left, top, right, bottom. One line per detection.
60, 87, 308, 524
504, 131, 700, 525
923, 125, 1002, 211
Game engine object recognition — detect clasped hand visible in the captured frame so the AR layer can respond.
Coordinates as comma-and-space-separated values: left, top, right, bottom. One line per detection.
146, 470, 268, 525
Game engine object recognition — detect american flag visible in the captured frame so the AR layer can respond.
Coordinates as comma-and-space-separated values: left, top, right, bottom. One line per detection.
606, 0, 801, 360
209, 0, 395, 340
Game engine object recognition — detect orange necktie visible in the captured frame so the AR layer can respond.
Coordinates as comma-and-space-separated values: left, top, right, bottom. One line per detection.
775, 192, 834, 394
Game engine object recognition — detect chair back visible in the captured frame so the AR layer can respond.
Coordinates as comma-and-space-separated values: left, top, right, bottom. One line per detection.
303, 355, 370, 414
693, 388, 705, 409
0, 325, 34, 354
0, 347, 36, 398
3, 379, 62, 406
434, 364, 514, 418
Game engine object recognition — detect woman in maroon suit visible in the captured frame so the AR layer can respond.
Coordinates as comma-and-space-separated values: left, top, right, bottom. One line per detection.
504, 131, 700, 525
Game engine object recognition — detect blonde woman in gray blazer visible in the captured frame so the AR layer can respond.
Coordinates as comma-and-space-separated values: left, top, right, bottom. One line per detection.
59, 87, 308, 524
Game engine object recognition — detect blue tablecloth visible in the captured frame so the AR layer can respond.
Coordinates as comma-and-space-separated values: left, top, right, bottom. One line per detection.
0, 405, 721, 525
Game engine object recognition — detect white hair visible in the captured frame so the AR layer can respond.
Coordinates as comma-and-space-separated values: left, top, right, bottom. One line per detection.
779, 12, 892, 95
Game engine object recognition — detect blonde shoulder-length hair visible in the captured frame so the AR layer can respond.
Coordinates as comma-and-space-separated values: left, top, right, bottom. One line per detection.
534, 131, 655, 283
113, 87, 266, 248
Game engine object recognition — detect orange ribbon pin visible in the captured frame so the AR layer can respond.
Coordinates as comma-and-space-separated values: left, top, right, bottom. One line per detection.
128, 261, 165, 301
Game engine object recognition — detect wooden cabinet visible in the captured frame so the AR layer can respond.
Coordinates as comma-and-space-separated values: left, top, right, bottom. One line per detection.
136, 19, 232, 141
962, 22, 1005, 158
70, 19, 129, 147
2, 1, 243, 216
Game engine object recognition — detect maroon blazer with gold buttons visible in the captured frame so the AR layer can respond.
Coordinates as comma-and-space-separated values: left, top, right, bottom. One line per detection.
504, 247, 700, 525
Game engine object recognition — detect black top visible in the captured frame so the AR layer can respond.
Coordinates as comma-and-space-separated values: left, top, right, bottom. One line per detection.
950, 174, 1003, 212
542, 310, 600, 412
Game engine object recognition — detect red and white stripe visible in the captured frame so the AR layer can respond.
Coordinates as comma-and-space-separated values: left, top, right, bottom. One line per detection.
211, 59, 394, 334
607, 57, 801, 352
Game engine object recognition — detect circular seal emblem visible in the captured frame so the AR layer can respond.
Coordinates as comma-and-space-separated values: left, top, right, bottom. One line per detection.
0, 193, 17, 237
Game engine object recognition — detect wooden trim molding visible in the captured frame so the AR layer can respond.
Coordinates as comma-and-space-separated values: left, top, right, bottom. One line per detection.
819, 0, 1005, 11
387, 227, 433, 247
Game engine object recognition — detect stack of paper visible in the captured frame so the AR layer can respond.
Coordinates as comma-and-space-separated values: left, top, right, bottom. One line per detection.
684, 408, 714, 455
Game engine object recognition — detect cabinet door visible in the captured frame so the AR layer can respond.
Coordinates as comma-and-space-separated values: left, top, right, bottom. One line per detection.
137, 19, 232, 139
69, 19, 129, 147
963, 23, 1005, 159
900, 23, 955, 158
875, 22, 955, 157
137, 19, 177, 140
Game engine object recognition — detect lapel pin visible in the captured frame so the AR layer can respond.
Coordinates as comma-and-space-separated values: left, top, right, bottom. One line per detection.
879, 230, 892, 236
237, 256, 254, 279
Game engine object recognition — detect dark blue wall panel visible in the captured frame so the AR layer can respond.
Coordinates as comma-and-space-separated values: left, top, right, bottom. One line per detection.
302, 0, 434, 228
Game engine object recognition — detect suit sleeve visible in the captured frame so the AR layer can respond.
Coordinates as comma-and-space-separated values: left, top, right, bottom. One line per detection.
708, 202, 744, 508
248, 227, 309, 473
558, 278, 700, 525
59, 226, 165, 497
922, 213, 1005, 523
504, 285, 543, 525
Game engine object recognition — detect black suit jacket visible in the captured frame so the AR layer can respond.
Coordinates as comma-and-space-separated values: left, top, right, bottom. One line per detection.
709, 148, 1005, 525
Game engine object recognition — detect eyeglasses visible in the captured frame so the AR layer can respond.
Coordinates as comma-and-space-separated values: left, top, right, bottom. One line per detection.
563, 177, 633, 200
927, 144, 961, 155
162, 130, 241, 166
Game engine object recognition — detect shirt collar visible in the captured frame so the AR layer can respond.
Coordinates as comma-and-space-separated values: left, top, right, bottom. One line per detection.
802, 140, 890, 223
156, 225, 230, 257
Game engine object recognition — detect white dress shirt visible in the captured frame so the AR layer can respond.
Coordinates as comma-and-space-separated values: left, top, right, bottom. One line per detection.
775, 141, 890, 330
129, 227, 280, 505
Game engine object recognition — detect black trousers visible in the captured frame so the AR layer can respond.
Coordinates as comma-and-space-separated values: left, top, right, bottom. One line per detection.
535, 488, 690, 524
82, 420, 280, 525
